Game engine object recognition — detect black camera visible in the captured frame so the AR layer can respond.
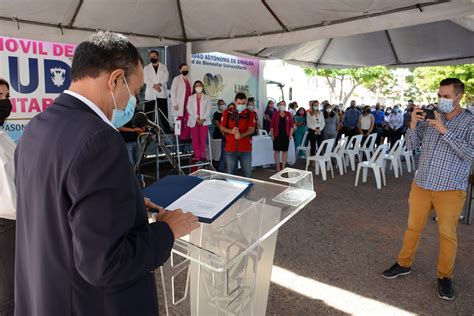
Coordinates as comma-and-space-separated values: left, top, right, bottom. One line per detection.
422, 104, 436, 120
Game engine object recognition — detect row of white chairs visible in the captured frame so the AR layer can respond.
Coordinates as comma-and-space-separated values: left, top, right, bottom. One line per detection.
304, 133, 415, 189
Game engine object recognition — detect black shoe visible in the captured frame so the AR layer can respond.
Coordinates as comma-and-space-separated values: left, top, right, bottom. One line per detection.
438, 278, 455, 301
382, 263, 412, 279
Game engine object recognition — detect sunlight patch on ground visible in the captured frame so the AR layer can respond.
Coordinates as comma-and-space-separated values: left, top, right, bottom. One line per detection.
271, 265, 416, 316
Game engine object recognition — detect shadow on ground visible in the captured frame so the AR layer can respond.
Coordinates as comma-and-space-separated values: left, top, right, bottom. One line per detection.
251, 159, 474, 316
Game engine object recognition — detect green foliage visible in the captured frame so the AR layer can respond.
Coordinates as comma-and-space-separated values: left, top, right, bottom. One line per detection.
412, 65, 474, 104
304, 66, 398, 105
304, 64, 474, 106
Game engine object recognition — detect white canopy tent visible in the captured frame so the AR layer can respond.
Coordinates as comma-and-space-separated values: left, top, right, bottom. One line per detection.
1, 0, 474, 67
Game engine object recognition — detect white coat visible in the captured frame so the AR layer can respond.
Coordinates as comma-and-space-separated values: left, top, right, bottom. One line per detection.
143, 63, 169, 100
170, 75, 192, 117
187, 94, 212, 128
0, 131, 16, 220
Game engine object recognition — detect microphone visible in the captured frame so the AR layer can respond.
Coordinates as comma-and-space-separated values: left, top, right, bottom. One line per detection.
132, 112, 160, 131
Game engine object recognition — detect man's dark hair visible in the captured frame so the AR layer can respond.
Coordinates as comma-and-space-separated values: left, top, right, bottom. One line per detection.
408, 99, 414, 103
440, 78, 465, 95
235, 92, 247, 101
247, 97, 255, 103
71, 31, 143, 81
149, 50, 159, 56
217, 99, 225, 105
0, 78, 10, 91
179, 63, 187, 70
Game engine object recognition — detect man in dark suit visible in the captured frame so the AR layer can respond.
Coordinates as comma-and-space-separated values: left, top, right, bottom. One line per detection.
14, 31, 199, 316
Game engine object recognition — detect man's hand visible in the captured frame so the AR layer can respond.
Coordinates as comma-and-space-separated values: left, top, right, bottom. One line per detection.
156, 209, 200, 239
427, 112, 448, 135
144, 197, 165, 214
232, 127, 240, 139
153, 84, 162, 93
410, 106, 424, 129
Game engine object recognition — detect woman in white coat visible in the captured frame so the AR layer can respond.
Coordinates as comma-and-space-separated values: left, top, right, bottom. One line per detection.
170, 63, 192, 139
187, 80, 212, 162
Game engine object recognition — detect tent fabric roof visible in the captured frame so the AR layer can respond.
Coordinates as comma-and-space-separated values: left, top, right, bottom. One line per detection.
1, 0, 473, 67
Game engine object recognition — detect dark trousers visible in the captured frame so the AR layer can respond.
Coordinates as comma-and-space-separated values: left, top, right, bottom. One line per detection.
374, 124, 384, 145
144, 98, 171, 134
344, 126, 359, 138
307, 129, 324, 156
0, 218, 15, 316
388, 128, 403, 149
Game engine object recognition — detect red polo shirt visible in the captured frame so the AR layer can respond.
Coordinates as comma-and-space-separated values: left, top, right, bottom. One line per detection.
221, 109, 255, 153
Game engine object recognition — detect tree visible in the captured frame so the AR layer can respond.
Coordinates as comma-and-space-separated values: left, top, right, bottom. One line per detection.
304, 66, 397, 106
411, 65, 474, 105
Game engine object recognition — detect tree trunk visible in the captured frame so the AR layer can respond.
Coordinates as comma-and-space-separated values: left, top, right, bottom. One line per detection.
343, 82, 359, 106
325, 76, 337, 101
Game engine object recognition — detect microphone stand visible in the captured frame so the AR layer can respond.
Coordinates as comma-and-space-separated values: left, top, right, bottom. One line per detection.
134, 127, 158, 187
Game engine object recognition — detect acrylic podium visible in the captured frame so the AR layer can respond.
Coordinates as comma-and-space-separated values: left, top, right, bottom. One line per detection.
155, 168, 315, 316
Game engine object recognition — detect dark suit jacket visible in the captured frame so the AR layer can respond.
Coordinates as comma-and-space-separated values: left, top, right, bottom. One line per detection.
14, 93, 174, 316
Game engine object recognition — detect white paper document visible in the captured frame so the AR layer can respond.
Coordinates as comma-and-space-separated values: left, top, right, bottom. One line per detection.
166, 179, 250, 220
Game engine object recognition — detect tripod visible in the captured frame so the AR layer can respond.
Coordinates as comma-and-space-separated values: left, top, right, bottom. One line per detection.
134, 129, 157, 187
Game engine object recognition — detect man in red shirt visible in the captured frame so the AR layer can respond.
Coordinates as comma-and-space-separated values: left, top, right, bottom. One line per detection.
220, 93, 255, 177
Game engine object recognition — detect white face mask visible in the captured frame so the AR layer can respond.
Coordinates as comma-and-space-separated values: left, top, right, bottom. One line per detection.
278, 105, 286, 112
195, 86, 203, 93
247, 105, 254, 111
326, 108, 332, 113
438, 97, 456, 113
218, 104, 226, 111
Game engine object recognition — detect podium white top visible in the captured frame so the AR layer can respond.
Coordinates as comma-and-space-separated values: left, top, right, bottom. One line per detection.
171, 169, 316, 272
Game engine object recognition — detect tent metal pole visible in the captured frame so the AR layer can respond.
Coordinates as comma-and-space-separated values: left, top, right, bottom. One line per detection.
384, 30, 401, 65
176, 0, 188, 41
261, 0, 288, 32
315, 38, 333, 67
68, 0, 84, 28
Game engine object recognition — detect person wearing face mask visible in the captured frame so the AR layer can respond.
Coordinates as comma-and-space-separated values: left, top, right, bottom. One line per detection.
247, 97, 260, 136
387, 104, 404, 148
372, 103, 385, 145
323, 104, 339, 141
220, 93, 255, 178
342, 100, 361, 138
271, 101, 294, 171
212, 100, 227, 172
294, 107, 307, 158
357, 106, 374, 144
187, 81, 212, 162
382, 78, 474, 302
13, 32, 200, 316
306, 100, 325, 156
171, 63, 192, 140
0, 78, 16, 316
143, 49, 171, 133
403, 100, 415, 137
264, 100, 276, 132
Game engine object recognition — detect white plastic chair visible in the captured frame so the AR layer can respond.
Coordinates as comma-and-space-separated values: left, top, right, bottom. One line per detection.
258, 129, 269, 136
355, 144, 389, 189
296, 131, 309, 159
331, 135, 349, 175
383, 139, 404, 178
401, 142, 416, 173
305, 138, 335, 181
360, 133, 377, 160
343, 135, 363, 171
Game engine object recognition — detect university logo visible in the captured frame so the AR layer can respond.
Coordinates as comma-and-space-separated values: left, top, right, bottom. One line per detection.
203, 73, 224, 99
50, 67, 67, 87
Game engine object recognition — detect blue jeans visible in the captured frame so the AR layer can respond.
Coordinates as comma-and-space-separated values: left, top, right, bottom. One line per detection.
226, 152, 252, 178
126, 142, 140, 167
218, 138, 227, 172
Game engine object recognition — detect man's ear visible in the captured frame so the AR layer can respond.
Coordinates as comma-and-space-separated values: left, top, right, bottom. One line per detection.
107, 69, 125, 92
